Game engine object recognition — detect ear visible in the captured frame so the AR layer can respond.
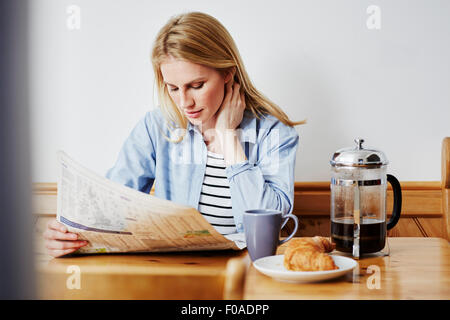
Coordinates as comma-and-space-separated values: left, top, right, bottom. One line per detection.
224, 67, 236, 84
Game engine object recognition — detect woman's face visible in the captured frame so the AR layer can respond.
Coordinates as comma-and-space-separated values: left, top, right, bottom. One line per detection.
160, 56, 231, 130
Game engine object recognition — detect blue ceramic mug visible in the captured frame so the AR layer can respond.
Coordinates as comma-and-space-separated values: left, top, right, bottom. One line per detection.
243, 209, 299, 261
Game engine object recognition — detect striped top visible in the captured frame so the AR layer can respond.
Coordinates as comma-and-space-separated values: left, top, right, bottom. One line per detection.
198, 151, 237, 235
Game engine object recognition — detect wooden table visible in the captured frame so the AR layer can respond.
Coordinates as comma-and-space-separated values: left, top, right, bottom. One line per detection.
36, 249, 247, 300
37, 237, 449, 300
243, 237, 450, 300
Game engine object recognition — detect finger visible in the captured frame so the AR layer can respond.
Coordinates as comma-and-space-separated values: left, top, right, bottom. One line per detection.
43, 229, 78, 241
49, 248, 78, 258
230, 82, 241, 104
46, 240, 88, 250
240, 91, 246, 109
45, 240, 87, 250
224, 78, 234, 102
48, 219, 68, 233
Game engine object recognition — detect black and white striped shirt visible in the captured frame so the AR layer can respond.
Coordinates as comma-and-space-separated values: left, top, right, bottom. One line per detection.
198, 151, 236, 235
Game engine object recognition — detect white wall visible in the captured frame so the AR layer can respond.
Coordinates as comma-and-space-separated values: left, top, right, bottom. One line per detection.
29, 0, 450, 182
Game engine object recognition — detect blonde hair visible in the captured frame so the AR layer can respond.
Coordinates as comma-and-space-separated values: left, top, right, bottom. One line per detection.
151, 12, 305, 142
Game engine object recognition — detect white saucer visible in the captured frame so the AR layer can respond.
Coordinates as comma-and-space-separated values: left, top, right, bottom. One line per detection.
253, 254, 357, 283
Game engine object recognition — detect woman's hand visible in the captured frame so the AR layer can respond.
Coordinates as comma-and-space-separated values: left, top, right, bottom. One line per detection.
43, 219, 88, 258
214, 78, 246, 132
211, 78, 247, 166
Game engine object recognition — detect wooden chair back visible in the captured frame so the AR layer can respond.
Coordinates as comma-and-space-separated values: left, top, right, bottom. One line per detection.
442, 137, 450, 240
222, 255, 249, 299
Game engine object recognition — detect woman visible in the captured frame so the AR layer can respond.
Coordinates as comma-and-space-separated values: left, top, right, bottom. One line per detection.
44, 12, 305, 257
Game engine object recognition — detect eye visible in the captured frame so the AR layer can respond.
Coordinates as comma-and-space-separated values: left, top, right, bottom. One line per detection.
191, 82, 204, 89
168, 86, 178, 92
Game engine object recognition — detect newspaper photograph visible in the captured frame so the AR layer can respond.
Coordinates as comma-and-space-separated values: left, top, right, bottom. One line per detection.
56, 151, 246, 253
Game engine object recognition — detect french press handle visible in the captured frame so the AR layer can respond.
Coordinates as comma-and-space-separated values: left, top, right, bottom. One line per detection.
386, 174, 402, 230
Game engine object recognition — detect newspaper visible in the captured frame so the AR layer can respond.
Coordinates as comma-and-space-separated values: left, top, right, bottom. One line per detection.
56, 151, 246, 253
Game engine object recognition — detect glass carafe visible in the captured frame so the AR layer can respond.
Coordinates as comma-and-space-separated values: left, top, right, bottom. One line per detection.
330, 138, 402, 258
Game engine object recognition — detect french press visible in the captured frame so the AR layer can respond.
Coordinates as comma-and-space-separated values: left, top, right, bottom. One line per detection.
330, 138, 402, 258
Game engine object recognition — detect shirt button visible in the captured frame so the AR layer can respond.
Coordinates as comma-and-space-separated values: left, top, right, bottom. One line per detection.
237, 223, 243, 230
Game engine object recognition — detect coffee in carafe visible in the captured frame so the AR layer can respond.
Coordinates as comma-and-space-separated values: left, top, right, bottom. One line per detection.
330, 138, 402, 258
331, 218, 386, 254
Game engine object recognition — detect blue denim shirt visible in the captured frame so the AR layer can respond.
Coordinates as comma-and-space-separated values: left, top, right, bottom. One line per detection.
105, 108, 299, 233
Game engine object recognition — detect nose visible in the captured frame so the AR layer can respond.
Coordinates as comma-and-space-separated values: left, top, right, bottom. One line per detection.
179, 89, 194, 109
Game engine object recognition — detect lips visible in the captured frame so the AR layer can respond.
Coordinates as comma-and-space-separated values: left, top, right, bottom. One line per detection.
185, 109, 203, 118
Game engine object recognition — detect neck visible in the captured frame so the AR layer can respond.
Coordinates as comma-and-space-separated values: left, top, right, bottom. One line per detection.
197, 116, 217, 140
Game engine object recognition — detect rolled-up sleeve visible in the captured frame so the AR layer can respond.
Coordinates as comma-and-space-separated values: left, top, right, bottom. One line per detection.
225, 124, 299, 232
105, 112, 156, 194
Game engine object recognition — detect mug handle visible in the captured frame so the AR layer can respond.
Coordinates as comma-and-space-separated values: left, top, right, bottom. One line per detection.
279, 213, 299, 245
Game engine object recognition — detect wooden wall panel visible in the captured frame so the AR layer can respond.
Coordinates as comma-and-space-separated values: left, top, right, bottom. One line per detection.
281, 217, 445, 238
281, 217, 330, 237
32, 181, 447, 238
416, 217, 445, 238
293, 181, 442, 217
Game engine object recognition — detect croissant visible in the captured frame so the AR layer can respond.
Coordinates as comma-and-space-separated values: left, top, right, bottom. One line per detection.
287, 236, 336, 253
283, 236, 338, 271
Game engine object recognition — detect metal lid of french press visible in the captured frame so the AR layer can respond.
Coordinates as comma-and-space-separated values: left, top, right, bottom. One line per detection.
330, 138, 389, 167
